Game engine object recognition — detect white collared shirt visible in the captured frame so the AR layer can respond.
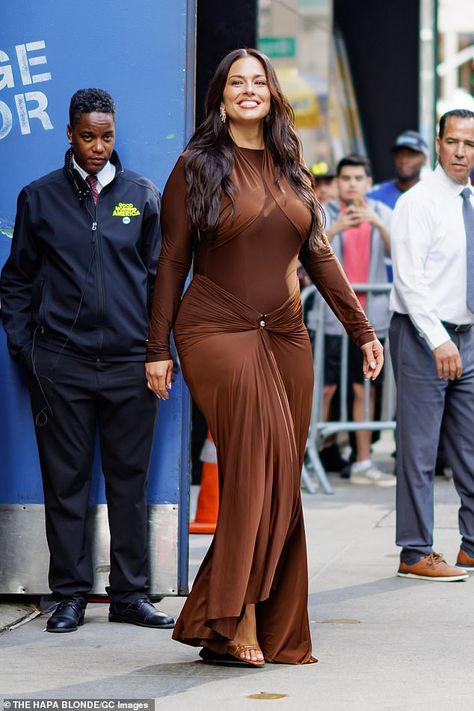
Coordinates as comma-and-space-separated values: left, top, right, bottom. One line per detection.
390, 164, 474, 349
72, 155, 116, 192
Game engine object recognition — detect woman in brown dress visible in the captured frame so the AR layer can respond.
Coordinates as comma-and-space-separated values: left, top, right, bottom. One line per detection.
145, 48, 383, 667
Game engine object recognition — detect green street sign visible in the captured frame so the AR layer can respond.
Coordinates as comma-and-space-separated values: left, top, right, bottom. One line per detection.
258, 36, 296, 59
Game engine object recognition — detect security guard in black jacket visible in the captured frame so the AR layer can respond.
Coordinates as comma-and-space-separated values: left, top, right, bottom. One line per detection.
0, 88, 175, 632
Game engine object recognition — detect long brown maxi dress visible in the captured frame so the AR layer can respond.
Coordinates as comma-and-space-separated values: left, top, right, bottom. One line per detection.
147, 146, 375, 664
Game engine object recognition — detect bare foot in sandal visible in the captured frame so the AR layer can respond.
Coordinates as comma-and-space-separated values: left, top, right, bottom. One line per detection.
227, 604, 264, 667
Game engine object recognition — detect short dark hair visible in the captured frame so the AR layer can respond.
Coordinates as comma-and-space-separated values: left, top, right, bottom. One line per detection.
439, 109, 474, 138
69, 88, 116, 127
336, 153, 372, 177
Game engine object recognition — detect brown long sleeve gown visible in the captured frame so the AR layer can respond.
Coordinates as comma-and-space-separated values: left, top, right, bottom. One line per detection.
147, 146, 375, 664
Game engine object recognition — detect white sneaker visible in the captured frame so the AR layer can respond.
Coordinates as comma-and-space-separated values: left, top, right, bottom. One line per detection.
350, 464, 396, 487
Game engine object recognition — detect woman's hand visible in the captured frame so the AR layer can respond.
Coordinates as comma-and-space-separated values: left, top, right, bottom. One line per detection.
145, 359, 174, 399
360, 339, 384, 380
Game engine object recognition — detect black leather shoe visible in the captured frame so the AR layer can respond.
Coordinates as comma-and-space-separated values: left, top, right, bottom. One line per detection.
46, 597, 87, 633
109, 598, 175, 628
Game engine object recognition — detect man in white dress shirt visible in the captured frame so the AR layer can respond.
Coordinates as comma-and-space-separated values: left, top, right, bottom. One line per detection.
389, 109, 474, 581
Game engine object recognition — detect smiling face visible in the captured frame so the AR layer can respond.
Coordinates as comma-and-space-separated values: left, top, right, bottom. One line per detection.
436, 116, 474, 184
67, 111, 115, 174
221, 55, 271, 129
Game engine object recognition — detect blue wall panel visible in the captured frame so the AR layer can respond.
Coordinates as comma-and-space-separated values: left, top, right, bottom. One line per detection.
0, 1, 194, 512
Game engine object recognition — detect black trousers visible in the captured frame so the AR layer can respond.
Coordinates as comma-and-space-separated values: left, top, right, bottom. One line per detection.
29, 347, 158, 602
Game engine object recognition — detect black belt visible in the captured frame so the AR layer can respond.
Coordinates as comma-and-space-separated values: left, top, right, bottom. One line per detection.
441, 321, 473, 333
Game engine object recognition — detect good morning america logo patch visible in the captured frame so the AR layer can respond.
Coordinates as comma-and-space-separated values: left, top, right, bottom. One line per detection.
112, 202, 141, 224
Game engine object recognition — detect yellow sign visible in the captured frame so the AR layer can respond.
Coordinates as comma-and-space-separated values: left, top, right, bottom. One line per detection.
112, 202, 141, 217
275, 66, 322, 129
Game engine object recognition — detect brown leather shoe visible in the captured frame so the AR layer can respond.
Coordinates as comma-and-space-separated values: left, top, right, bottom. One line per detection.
398, 552, 468, 581
456, 548, 474, 571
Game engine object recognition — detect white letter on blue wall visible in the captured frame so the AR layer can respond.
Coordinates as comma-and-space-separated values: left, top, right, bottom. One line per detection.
15, 41, 52, 86
14, 91, 53, 135
0, 100, 13, 139
0, 50, 15, 90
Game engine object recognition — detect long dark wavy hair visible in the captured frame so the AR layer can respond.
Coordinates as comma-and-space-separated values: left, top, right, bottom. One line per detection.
185, 48, 325, 249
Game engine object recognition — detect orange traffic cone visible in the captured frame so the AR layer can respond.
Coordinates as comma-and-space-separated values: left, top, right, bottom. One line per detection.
189, 431, 219, 534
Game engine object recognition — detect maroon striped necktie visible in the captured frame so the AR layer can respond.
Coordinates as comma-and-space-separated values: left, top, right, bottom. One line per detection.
86, 174, 99, 205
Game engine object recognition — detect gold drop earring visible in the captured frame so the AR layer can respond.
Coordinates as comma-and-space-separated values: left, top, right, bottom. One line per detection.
219, 104, 227, 124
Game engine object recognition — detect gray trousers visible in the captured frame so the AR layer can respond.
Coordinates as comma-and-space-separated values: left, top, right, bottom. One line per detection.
389, 314, 474, 563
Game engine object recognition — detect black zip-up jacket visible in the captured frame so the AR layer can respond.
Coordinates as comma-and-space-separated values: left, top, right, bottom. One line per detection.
0, 149, 161, 365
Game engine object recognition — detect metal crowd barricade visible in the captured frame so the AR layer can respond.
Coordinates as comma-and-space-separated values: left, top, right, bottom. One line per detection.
300, 283, 396, 494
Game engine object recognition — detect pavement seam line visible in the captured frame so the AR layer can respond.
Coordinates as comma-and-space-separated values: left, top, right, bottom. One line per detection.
0, 606, 41, 633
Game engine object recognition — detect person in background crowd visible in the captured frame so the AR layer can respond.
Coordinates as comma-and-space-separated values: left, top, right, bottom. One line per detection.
368, 130, 428, 284
311, 161, 337, 205
321, 154, 394, 486
145, 48, 383, 667
368, 130, 428, 209
0, 88, 174, 632
390, 108, 474, 582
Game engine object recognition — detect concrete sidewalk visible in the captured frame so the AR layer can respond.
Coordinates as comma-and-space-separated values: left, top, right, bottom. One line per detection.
0, 439, 472, 710
0, 601, 40, 633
